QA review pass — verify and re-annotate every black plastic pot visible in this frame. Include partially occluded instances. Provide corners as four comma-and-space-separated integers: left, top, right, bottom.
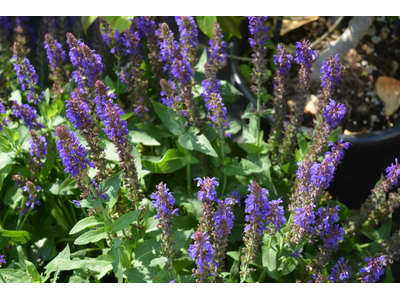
228, 38, 400, 210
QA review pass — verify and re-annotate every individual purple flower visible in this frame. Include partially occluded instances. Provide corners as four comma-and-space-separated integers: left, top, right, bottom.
12, 102, 45, 130
266, 198, 286, 231
91, 178, 107, 201
99, 17, 126, 56
274, 44, 294, 74
323, 99, 346, 129
290, 249, 302, 259
321, 54, 342, 89
385, 158, 400, 187
13, 42, 43, 105
169, 280, 176, 283
54, 125, 95, 178
0, 249, 6, 265
188, 231, 215, 282
294, 40, 318, 67
359, 255, 386, 283
72, 200, 81, 207
294, 204, 316, 231
329, 257, 351, 283
66, 32, 103, 91
226, 190, 241, 206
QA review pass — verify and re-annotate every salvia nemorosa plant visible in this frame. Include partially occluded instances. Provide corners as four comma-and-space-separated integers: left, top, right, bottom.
2, 16, 400, 285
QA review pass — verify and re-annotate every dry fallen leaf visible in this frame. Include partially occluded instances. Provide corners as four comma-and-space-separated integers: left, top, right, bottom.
375, 76, 400, 117
280, 17, 320, 36
304, 95, 318, 116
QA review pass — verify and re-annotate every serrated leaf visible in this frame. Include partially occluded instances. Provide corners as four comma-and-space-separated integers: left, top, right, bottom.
129, 130, 160, 146
110, 210, 141, 233
197, 16, 217, 39
142, 149, 187, 173
152, 100, 185, 135
261, 246, 278, 280
221, 158, 262, 176
74, 228, 108, 245
70, 216, 104, 235
24, 260, 41, 283
178, 127, 218, 157
0, 229, 30, 244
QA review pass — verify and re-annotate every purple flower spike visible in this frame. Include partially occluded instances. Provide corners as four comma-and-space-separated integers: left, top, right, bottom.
274, 44, 293, 74
294, 40, 318, 67
359, 255, 386, 283
294, 204, 316, 231
12, 102, 45, 130
188, 231, 215, 282
323, 99, 346, 129
329, 257, 351, 283
0, 249, 6, 265
266, 198, 286, 231
321, 54, 342, 89
385, 158, 400, 187
55, 125, 95, 178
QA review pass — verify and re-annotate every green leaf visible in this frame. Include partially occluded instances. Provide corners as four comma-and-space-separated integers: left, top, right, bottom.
9, 90, 22, 102
135, 122, 172, 138
121, 111, 134, 121
239, 142, 272, 154
0, 268, 30, 283
195, 49, 208, 75
227, 120, 242, 136
220, 80, 243, 104
4, 185, 23, 209
74, 227, 108, 245
25, 260, 41, 283
58, 175, 77, 195
217, 16, 242, 38
197, 16, 217, 39
239, 64, 252, 80
69, 216, 104, 235
105, 75, 115, 90
221, 158, 262, 176
142, 149, 187, 173
110, 210, 141, 233
103, 16, 133, 33
178, 127, 218, 157
261, 246, 278, 280
99, 172, 122, 203
82, 16, 98, 33
129, 130, 160, 146
0, 229, 30, 244
0, 136, 11, 152
152, 100, 185, 135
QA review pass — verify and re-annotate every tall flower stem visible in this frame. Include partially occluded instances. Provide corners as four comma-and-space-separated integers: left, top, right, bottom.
220, 132, 227, 196
187, 157, 191, 191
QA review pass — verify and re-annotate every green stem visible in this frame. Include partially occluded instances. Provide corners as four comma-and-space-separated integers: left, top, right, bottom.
16, 197, 26, 230
0, 207, 10, 229
187, 160, 191, 191
256, 80, 261, 147
17, 210, 30, 231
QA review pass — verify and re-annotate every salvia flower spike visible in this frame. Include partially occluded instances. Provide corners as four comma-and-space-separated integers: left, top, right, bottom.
188, 231, 215, 283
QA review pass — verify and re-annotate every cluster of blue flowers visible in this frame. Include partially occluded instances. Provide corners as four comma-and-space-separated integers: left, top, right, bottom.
94, 81, 129, 145
188, 231, 215, 279
29, 132, 47, 162
248, 16, 269, 48
323, 99, 346, 129
12, 102, 45, 130
65, 88, 91, 129
359, 255, 386, 283
67, 32, 103, 90
151, 183, 179, 220
385, 158, 400, 187
294, 40, 318, 67
44, 34, 66, 71
321, 54, 342, 89
55, 125, 95, 178
274, 44, 294, 74
329, 257, 351, 283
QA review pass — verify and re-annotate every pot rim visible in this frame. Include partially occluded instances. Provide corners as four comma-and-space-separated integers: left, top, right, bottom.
228, 38, 400, 148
